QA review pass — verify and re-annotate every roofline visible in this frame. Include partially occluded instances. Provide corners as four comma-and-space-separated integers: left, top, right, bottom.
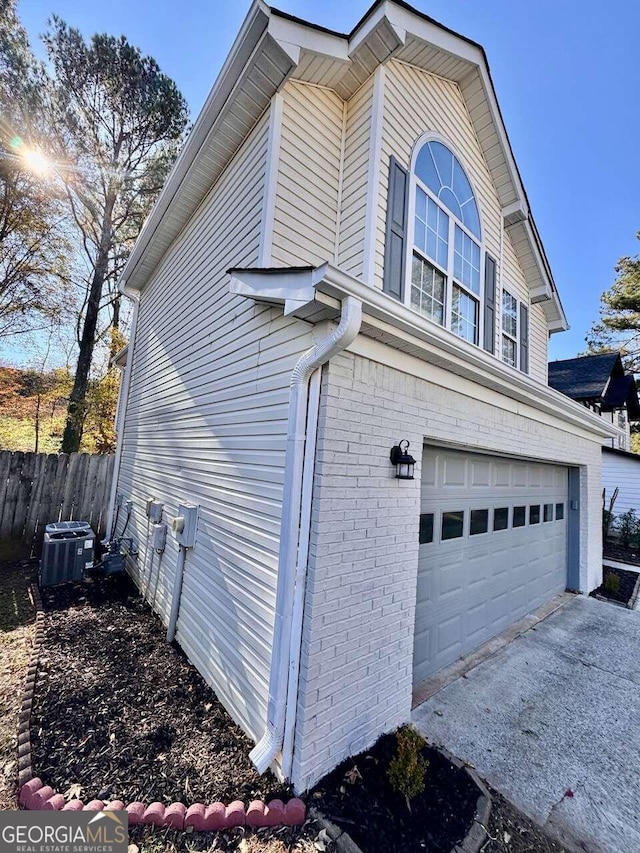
272, 0, 485, 50
119, 0, 564, 322
119, 0, 272, 293
603, 446, 640, 461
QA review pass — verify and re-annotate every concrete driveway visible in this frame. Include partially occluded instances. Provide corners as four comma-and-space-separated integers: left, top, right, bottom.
412, 595, 640, 853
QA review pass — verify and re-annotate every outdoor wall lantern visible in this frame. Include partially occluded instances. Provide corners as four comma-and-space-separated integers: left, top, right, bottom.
390, 439, 415, 480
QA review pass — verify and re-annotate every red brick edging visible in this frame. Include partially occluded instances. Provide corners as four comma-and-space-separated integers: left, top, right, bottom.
17, 584, 306, 830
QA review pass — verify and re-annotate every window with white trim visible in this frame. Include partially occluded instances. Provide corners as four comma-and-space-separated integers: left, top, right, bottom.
408, 139, 483, 345
501, 289, 518, 367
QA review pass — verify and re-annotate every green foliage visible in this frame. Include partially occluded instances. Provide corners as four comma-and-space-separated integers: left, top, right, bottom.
387, 726, 429, 811
587, 232, 640, 373
615, 509, 640, 549
604, 571, 620, 595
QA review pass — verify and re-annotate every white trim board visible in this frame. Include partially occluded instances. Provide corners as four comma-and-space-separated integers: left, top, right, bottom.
362, 64, 385, 285
258, 93, 283, 266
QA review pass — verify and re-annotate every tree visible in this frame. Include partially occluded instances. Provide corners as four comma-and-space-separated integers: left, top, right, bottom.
0, 0, 70, 338
41, 21, 188, 452
587, 233, 640, 373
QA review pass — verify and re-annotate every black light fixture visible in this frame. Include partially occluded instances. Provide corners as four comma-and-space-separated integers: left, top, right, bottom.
390, 439, 416, 480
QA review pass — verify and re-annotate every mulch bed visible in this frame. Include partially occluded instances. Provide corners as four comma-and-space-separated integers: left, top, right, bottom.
603, 541, 640, 567
482, 789, 567, 853
309, 732, 478, 853
31, 573, 290, 807
591, 564, 640, 608
0, 559, 36, 810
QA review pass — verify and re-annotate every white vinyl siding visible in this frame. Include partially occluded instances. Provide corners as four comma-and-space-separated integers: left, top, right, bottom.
271, 81, 343, 267
114, 108, 315, 742
602, 450, 640, 518
337, 77, 374, 277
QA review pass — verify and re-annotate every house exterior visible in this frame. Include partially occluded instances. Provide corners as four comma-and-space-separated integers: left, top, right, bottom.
548, 352, 640, 452
548, 352, 640, 520
107, 0, 620, 793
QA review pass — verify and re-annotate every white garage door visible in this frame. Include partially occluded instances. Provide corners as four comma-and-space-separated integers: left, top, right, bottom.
413, 447, 568, 687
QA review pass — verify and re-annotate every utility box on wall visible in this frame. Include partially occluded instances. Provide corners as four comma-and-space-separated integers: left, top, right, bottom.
40, 521, 95, 587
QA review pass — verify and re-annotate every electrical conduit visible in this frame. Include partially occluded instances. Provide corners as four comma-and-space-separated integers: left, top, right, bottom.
250, 296, 362, 775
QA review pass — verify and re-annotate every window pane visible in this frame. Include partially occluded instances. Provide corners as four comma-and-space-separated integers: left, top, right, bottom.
502, 290, 518, 337
453, 159, 474, 207
461, 198, 481, 239
513, 506, 526, 527
544, 503, 553, 522
442, 510, 464, 540
439, 186, 462, 220
493, 507, 509, 531
502, 335, 516, 367
411, 255, 445, 325
556, 503, 565, 520
470, 509, 489, 535
430, 141, 454, 188
451, 285, 478, 344
453, 226, 480, 294
416, 187, 427, 222
419, 513, 434, 544
529, 505, 541, 525
415, 144, 443, 194
415, 188, 448, 270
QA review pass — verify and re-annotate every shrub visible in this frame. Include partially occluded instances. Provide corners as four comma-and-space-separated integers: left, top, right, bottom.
387, 726, 429, 811
604, 571, 620, 594
615, 509, 640, 549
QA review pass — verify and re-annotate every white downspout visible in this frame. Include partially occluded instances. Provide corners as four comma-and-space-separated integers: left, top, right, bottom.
105, 286, 140, 540
281, 365, 321, 778
250, 295, 362, 774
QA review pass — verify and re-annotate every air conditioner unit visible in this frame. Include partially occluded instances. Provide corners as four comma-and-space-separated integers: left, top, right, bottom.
40, 521, 95, 587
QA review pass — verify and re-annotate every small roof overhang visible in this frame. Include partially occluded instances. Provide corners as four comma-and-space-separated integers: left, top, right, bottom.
110, 345, 129, 369
119, 0, 567, 331
229, 263, 610, 440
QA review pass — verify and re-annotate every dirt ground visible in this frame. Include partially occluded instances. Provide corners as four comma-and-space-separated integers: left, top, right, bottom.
129, 821, 334, 853
0, 559, 36, 810
1, 562, 565, 853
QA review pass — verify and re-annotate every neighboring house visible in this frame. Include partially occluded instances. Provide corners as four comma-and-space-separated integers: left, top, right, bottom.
548, 352, 640, 520
548, 352, 640, 451
602, 447, 640, 518
107, 0, 619, 792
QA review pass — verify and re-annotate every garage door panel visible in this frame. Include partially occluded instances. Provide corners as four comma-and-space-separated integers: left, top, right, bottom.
414, 447, 569, 686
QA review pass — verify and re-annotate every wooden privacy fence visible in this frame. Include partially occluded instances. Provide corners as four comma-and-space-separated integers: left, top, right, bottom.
0, 451, 115, 555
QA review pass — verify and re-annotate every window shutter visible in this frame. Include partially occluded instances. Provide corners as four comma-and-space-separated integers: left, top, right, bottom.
483, 254, 497, 353
382, 156, 409, 301
520, 304, 529, 373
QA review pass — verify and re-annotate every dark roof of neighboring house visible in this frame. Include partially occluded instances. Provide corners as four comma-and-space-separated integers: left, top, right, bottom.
603, 446, 640, 461
548, 352, 640, 419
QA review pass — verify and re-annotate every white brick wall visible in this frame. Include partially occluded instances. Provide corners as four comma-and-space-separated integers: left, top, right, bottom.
291, 350, 603, 791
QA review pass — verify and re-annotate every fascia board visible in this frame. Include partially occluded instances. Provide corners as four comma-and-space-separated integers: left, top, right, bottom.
268, 13, 349, 61
119, 1, 271, 292
230, 261, 617, 439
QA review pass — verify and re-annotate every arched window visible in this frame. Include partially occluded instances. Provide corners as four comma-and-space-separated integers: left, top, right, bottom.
409, 138, 483, 344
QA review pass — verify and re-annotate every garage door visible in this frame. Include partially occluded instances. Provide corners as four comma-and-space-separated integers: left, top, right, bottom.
413, 447, 568, 687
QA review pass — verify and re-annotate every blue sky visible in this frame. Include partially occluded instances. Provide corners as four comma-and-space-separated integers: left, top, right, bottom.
16, 0, 640, 363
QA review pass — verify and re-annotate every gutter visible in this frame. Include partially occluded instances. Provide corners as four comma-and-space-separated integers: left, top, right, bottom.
248, 295, 362, 774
